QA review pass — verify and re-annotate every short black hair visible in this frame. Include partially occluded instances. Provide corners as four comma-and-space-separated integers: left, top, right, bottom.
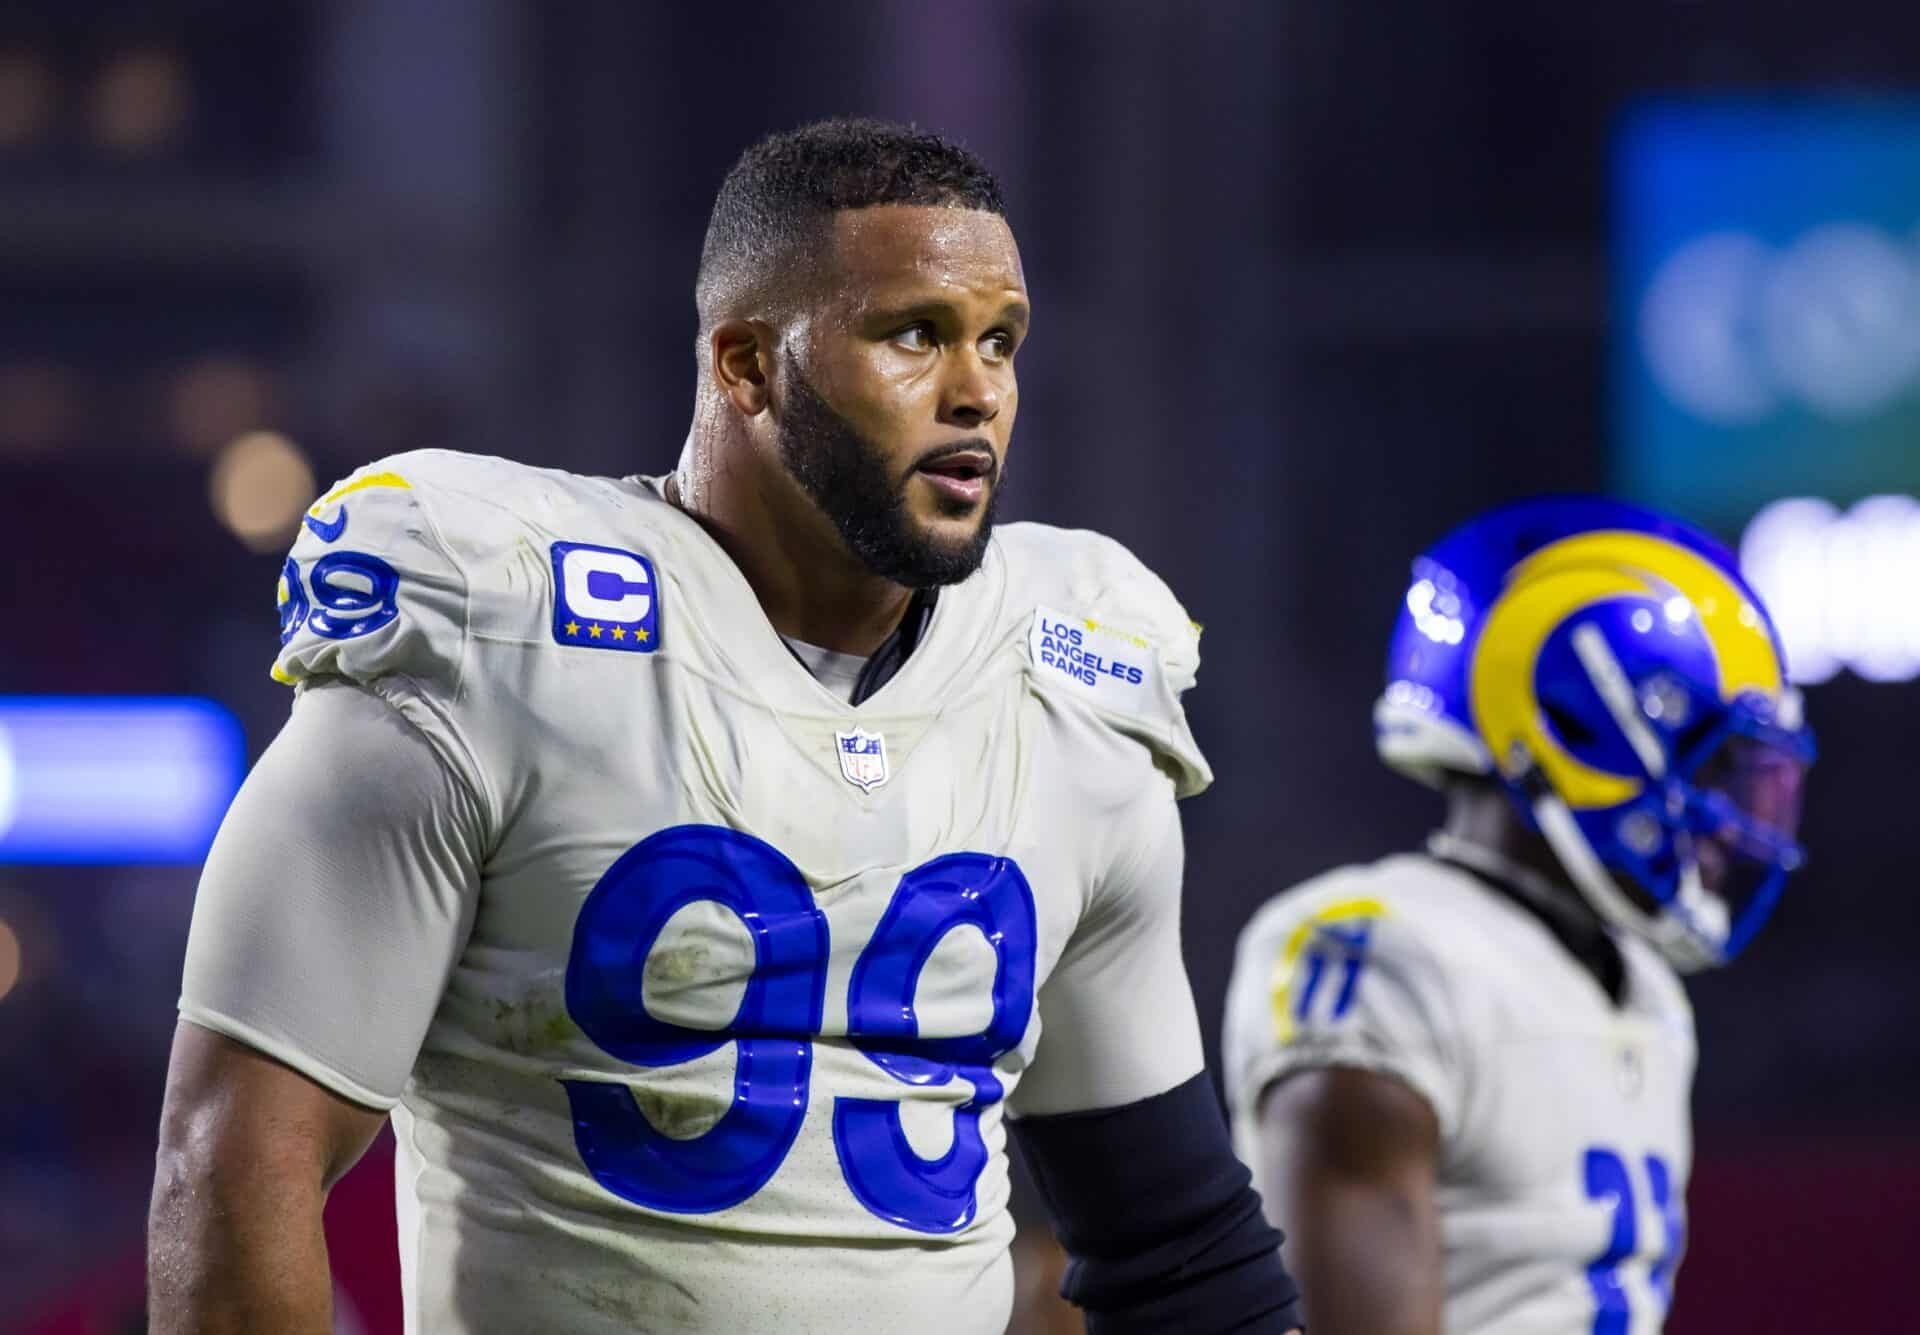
695, 117, 1005, 334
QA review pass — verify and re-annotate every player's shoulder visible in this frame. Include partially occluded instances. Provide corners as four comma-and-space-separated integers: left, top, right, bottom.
1235, 853, 1497, 965
987, 521, 1210, 795
274, 450, 673, 692
990, 521, 1201, 687
1222, 854, 1485, 1132
329, 447, 668, 543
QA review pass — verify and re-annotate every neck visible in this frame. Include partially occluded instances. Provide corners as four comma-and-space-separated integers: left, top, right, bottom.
1434, 782, 1627, 1002
674, 411, 913, 657
1438, 784, 1614, 940
1440, 781, 1577, 894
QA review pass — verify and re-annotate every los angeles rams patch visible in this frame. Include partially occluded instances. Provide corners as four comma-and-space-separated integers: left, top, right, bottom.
1028, 606, 1160, 713
551, 541, 660, 652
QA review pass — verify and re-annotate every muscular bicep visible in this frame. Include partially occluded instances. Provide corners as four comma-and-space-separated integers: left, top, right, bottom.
1256, 1067, 1444, 1335
158, 1020, 387, 1191
179, 677, 486, 1106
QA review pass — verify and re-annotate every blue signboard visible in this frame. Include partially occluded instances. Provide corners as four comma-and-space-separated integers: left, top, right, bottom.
0, 698, 245, 864
1613, 99, 1920, 530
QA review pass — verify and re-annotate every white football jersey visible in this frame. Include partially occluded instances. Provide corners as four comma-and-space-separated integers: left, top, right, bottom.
181, 449, 1214, 1335
1222, 849, 1696, 1335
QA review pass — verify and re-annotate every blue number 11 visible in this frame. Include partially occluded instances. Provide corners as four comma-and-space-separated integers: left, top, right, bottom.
1583, 1146, 1686, 1333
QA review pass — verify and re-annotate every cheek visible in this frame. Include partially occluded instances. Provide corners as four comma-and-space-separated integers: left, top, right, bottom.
841, 354, 941, 431
989, 382, 1018, 454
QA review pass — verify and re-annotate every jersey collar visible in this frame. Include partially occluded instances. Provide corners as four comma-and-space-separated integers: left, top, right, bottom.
1426, 831, 1627, 1005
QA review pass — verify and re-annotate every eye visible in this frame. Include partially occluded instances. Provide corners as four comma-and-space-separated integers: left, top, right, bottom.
892, 322, 935, 352
982, 330, 1016, 361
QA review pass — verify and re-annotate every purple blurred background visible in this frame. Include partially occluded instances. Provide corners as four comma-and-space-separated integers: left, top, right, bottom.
3, 3, 1918, 1331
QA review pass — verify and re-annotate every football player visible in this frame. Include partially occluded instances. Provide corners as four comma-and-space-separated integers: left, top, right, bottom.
149, 118, 1301, 1334
1222, 498, 1812, 1334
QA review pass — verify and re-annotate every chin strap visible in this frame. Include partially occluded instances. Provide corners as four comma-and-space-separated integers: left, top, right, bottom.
1530, 790, 1724, 974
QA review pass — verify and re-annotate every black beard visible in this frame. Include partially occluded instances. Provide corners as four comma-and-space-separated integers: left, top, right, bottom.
775, 355, 1000, 588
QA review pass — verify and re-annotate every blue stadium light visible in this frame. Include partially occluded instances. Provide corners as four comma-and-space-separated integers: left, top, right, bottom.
0, 697, 245, 864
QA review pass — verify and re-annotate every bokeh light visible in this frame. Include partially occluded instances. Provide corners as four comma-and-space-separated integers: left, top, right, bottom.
0, 918, 20, 1004
0, 48, 56, 149
0, 362, 81, 455
1741, 494, 1920, 684
168, 357, 281, 457
89, 47, 191, 154
209, 430, 315, 551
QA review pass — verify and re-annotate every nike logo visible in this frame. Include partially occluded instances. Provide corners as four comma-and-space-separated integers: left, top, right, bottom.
303, 507, 348, 543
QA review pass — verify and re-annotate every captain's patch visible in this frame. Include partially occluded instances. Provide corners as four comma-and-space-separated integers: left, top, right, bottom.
551, 542, 660, 652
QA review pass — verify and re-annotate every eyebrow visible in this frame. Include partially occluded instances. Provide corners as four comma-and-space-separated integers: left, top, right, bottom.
866, 296, 1031, 330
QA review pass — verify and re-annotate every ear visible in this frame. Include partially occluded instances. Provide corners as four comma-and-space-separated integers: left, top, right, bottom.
710, 319, 773, 416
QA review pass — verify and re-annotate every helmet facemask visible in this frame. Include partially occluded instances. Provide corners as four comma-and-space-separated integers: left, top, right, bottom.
1514, 622, 1814, 972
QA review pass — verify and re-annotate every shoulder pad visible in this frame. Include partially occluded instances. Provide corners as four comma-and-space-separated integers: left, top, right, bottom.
1225, 859, 1469, 1133
1236, 859, 1483, 1012
1241, 855, 1495, 960
993, 523, 1210, 797
272, 452, 476, 692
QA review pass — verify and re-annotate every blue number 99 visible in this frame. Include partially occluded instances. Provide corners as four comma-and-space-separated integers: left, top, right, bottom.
562, 827, 1036, 1230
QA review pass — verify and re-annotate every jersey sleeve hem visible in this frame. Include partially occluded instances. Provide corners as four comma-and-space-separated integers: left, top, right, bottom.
178, 1001, 401, 1112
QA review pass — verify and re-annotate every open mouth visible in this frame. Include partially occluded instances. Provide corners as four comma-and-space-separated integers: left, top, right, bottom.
914, 447, 996, 505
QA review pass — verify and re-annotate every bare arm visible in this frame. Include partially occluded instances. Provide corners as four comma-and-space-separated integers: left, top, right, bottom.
1256, 1066, 1446, 1335
148, 1019, 388, 1335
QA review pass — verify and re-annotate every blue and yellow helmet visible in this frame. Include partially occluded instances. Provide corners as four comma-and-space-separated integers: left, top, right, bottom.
1375, 497, 1814, 971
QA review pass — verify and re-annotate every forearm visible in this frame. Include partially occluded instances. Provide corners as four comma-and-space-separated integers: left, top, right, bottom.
1258, 1068, 1446, 1335
147, 1139, 335, 1334
1284, 1186, 1442, 1335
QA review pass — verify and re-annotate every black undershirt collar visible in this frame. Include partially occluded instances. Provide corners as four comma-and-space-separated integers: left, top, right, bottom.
1426, 831, 1628, 1006
773, 587, 937, 706
847, 587, 938, 705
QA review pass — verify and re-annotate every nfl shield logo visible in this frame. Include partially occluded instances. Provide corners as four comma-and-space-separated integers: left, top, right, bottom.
835, 727, 890, 793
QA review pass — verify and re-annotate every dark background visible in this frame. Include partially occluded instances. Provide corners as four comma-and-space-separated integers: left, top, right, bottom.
3, 3, 1916, 1331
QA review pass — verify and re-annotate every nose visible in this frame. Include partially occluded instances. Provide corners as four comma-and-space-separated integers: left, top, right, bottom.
939, 352, 1002, 430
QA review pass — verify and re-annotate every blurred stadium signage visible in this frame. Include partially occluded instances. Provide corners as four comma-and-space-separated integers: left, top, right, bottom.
0, 698, 244, 863
1740, 496, 1920, 685
1613, 100, 1920, 532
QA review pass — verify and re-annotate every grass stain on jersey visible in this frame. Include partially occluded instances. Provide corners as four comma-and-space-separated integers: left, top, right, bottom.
646, 940, 713, 986
635, 1085, 727, 1142
488, 982, 580, 1056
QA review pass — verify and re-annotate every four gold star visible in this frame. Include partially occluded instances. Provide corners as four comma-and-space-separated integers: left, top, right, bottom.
564, 619, 654, 647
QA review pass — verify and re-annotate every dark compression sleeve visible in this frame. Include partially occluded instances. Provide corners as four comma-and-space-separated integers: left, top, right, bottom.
1011, 1071, 1303, 1333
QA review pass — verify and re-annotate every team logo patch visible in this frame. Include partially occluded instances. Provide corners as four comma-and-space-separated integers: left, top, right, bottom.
835, 727, 889, 793
1028, 605, 1160, 713
551, 542, 660, 653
